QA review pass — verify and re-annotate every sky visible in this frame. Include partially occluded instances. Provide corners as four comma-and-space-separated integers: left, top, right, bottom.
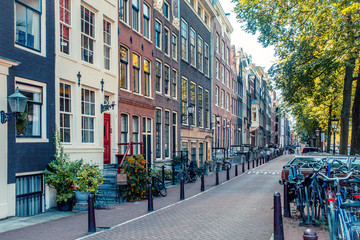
219, 0, 277, 72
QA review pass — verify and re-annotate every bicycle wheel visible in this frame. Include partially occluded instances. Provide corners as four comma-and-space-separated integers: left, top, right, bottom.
336, 212, 346, 240
224, 162, 231, 170
327, 203, 335, 240
176, 171, 190, 183
154, 179, 167, 197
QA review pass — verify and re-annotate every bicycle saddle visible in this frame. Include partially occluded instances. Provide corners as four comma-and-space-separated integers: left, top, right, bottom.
340, 201, 360, 209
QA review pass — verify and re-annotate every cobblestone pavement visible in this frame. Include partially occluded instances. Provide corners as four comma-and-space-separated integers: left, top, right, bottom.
0, 154, 329, 240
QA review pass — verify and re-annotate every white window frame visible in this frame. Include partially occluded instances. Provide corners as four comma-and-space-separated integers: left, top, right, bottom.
81, 6, 95, 64
120, 113, 129, 153
198, 86, 203, 128
215, 86, 219, 106
216, 59, 219, 79
172, 68, 177, 99
164, 64, 170, 96
221, 65, 225, 84
59, 82, 72, 143
164, 27, 170, 56
163, 1, 170, 19
132, 0, 140, 32
143, 3, 150, 40
189, 28, 196, 67
172, 33, 178, 60
155, 19, 162, 50
120, 45, 129, 90
156, 108, 162, 159
197, 36, 203, 72
181, 19, 188, 61
81, 88, 96, 143
164, 109, 170, 158
221, 90, 224, 108
103, 19, 111, 70
144, 58, 151, 97
204, 42, 209, 77
119, 0, 129, 24
155, 59, 162, 93
59, 0, 71, 55
132, 52, 141, 94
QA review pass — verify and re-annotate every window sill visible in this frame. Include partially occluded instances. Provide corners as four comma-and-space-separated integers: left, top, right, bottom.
120, 21, 131, 29
144, 37, 152, 44
16, 138, 49, 143
120, 88, 131, 93
15, 44, 45, 57
133, 30, 143, 38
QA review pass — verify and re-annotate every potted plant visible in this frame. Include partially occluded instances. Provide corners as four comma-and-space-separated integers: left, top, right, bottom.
44, 131, 82, 211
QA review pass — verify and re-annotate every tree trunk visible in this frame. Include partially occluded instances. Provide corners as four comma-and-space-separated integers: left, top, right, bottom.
350, 61, 360, 155
339, 59, 355, 155
327, 105, 332, 153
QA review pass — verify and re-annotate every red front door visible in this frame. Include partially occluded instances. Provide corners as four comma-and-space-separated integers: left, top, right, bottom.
103, 113, 111, 164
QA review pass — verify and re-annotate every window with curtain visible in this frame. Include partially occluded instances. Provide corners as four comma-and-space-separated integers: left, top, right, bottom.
156, 109, 162, 158
16, 84, 42, 137
132, 0, 139, 31
120, 46, 128, 89
59, 0, 70, 54
143, 3, 150, 39
181, 77, 188, 124
165, 110, 170, 158
15, 0, 42, 51
119, 0, 128, 23
144, 59, 151, 97
156, 60, 162, 92
121, 114, 128, 153
181, 19, 188, 61
81, 88, 95, 143
60, 83, 71, 142
190, 28, 196, 66
103, 20, 111, 70
132, 116, 139, 154
172, 69, 177, 99
164, 65, 170, 96
81, 6, 95, 63
132, 53, 140, 93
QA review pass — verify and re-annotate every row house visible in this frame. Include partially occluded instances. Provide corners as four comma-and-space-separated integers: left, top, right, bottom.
180, 0, 214, 166
55, 0, 119, 172
153, 0, 180, 163
0, 0, 55, 218
211, 3, 234, 150
118, 0, 155, 165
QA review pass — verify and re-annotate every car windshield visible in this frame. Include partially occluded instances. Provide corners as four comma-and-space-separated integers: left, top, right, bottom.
289, 157, 325, 167
326, 157, 348, 170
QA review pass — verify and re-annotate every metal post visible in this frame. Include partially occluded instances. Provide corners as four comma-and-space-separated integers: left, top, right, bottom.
162, 165, 165, 184
201, 175, 205, 192
180, 179, 185, 200
88, 194, 96, 233
216, 171, 219, 185
253, 159, 255, 168
248, 159, 250, 170
172, 163, 175, 185
274, 192, 284, 240
256, 158, 258, 167
235, 165, 238, 176
148, 183, 154, 212
226, 167, 230, 180
333, 132, 336, 155
283, 182, 291, 218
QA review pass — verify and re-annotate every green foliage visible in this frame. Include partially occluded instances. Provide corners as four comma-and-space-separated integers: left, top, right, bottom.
122, 154, 148, 201
153, 168, 172, 180
195, 167, 206, 176
172, 156, 183, 165
76, 161, 104, 194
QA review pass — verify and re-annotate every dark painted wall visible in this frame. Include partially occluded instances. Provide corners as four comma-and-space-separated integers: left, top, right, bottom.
0, 0, 55, 184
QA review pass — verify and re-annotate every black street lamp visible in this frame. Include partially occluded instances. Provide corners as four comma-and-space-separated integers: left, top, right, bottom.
330, 115, 339, 155
1, 87, 28, 124
226, 121, 230, 150
215, 115, 221, 148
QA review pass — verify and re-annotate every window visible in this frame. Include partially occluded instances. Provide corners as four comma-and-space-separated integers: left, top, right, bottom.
156, 109, 162, 158
144, 59, 151, 97
215, 86, 219, 106
204, 14, 208, 26
143, 3, 150, 39
190, 82, 196, 126
190, 28, 196, 66
197, 36, 203, 72
15, 0, 41, 51
191, 142, 196, 163
172, 34, 177, 60
226, 70, 230, 88
216, 34, 219, 54
133, 116, 140, 154
226, 93, 229, 111
119, 0, 128, 23
103, 20, 111, 70
156, 60, 162, 92
204, 43, 209, 76
164, 27, 170, 55
198, 86, 203, 127
81, 6, 95, 64
199, 142, 203, 163
120, 114, 128, 153
164, 65, 170, 96
59, 0, 70, 54
132, 0, 139, 31
132, 53, 140, 93
165, 110, 170, 158
120, 46, 128, 89
197, 5, 202, 16
181, 19, 188, 61
172, 112, 177, 153
221, 65, 225, 84
181, 77, 188, 124
60, 83, 71, 142
189, 0, 194, 7
216, 60, 219, 79
221, 41, 225, 59
205, 90, 209, 128
172, 69, 177, 99
16, 84, 42, 137
81, 88, 95, 143
221, 90, 224, 108
155, 20, 162, 49
226, 47, 230, 65
163, 1, 169, 19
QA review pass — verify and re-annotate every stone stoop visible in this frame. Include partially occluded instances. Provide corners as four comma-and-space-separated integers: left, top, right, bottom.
96, 164, 119, 207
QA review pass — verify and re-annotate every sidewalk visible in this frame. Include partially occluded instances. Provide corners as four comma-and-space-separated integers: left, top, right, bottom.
0, 155, 329, 240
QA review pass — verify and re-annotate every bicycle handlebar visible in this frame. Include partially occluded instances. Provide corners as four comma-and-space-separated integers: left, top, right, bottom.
318, 172, 353, 181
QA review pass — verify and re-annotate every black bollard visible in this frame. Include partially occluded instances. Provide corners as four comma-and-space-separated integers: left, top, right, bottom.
162, 165, 165, 184
235, 165, 238, 176
256, 158, 258, 167
253, 159, 255, 168
248, 160, 250, 170
242, 162, 245, 173
180, 179, 185, 200
88, 194, 96, 233
226, 167, 230, 180
274, 192, 284, 240
303, 229, 318, 240
216, 171, 219, 185
284, 182, 291, 218
172, 163, 176, 185
148, 183, 154, 212
201, 175, 205, 192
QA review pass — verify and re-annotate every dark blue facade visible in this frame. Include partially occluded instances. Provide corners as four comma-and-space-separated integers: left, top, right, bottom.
0, 0, 55, 184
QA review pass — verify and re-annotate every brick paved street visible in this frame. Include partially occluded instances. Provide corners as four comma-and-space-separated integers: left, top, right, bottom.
0, 154, 328, 240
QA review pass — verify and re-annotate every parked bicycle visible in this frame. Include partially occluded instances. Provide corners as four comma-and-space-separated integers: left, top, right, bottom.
148, 168, 167, 197
176, 161, 198, 183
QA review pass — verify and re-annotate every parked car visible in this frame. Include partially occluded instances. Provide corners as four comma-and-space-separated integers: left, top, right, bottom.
301, 147, 321, 154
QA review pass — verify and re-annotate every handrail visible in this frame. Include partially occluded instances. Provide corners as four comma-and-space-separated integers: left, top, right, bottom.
117, 142, 144, 173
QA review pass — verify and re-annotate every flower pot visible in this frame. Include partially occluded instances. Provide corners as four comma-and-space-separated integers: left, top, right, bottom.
75, 191, 90, 204
57, 200, 73, 211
